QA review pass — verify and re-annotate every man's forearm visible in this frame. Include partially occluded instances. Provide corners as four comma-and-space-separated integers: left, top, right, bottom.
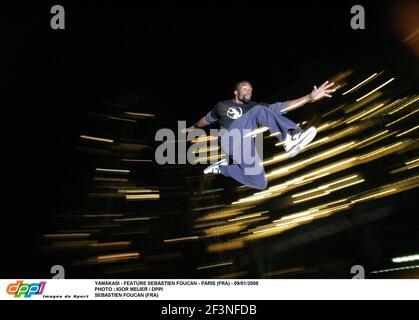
193, 117, 210, 128
285, 94, 313, 112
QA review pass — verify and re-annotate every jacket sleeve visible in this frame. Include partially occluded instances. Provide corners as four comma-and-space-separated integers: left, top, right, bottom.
204, 103, 220, 124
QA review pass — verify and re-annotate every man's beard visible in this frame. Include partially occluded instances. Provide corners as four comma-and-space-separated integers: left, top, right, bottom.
240, 95, 251, 103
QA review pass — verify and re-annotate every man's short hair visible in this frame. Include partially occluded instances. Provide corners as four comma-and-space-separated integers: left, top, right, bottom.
234, 80, 252, 91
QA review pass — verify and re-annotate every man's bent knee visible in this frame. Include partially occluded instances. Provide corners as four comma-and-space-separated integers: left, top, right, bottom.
249, 177, 268, 190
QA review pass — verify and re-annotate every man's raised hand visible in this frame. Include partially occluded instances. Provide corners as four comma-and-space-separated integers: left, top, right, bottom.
180, 126, 194, 134
309, 80, 336, 101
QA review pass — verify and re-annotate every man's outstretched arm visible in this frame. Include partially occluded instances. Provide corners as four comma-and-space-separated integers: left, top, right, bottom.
181, 117, 210, 133
282, 80, 336, 113
181, 107, 219, 133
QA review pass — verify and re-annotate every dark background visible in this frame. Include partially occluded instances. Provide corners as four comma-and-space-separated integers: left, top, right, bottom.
1, 1, 418, 278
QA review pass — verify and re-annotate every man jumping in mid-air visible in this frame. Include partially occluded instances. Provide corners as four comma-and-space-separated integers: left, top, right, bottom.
182, 80, 335, 190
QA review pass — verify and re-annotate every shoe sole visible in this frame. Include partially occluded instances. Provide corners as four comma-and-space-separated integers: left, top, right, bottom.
288, 127, 317, 157
203, 158, 227, 174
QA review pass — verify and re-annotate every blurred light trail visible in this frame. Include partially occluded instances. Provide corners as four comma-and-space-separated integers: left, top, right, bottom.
196, 261, 233, 270
291, 174, 364, 203
386, 108, 419, 127
43, 233, 91, 239
97, 252, 140, 262
342, 73, 379, 95
125, 194, 160, 200
356, 78, 395, 101
191, 136, 218, 143
388, 95, 419, 115
80, 135, 114, 143
396, 124, 419, 137
164, 236, 200, 243
95, 168, 130, 173
244, 126, 269, 137
371, 265, 419, 274
118, 188, 159, 194
392, 254, 419, 263
123, 112, 155, 118
351, 188, 397, 204
206, 240, 244, 253
346, 103, 384, 124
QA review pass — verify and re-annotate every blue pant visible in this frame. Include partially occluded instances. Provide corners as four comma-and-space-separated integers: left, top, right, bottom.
219, 105, 300, 190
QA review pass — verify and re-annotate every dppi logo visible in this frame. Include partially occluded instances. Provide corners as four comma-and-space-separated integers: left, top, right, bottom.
6, 280, 46, 298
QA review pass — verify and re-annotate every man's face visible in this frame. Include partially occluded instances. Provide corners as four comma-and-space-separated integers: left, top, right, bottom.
236, 84, 253, 103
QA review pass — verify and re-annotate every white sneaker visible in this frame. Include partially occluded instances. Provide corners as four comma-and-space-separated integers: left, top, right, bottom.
284, 127, 317, 157
203, 158, 228, 175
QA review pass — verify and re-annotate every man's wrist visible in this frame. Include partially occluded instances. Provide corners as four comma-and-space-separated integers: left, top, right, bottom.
307, 93, 315, 103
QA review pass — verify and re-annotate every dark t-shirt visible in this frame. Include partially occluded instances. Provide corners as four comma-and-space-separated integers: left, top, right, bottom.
204, 99, 288, 130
